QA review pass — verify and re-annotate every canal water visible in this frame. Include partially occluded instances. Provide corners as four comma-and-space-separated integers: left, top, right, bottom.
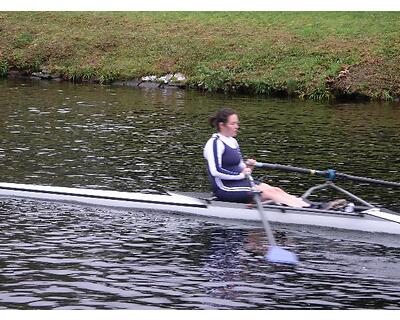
0, 78, 399, 309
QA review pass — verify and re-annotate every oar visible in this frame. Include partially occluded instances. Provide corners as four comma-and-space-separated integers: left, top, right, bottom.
254, 161, 400, 225
246, 174, 299, 265
254, 162, 400, 188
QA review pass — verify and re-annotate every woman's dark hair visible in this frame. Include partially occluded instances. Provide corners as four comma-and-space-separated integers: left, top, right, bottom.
209, 108, 238, 131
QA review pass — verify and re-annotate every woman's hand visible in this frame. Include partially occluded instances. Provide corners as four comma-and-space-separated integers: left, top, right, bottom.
245, 159, 257, 167
241, 167, 252, 176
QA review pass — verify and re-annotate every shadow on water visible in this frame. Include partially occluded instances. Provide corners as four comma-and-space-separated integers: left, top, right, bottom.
0, 79, 400, 309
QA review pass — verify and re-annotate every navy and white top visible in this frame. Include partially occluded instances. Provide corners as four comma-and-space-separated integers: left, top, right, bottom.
203, 133, 252, 203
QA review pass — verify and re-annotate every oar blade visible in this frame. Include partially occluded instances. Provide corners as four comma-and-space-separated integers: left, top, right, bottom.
266, 246, 299, 265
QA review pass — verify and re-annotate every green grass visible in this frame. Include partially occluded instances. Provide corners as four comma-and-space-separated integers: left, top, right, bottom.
1, 12, 399, 100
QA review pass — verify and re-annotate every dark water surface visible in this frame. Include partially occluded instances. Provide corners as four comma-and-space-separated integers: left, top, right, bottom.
0, 79, 400, 309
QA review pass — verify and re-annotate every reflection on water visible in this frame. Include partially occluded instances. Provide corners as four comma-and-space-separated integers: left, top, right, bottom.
0, 79, 400, 309
1, 199, 400, 309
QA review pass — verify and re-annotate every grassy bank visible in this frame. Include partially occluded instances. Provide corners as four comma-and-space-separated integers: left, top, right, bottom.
1, 12, 400, 101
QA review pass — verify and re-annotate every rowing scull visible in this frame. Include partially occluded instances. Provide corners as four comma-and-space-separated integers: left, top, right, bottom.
1, 182, 399, 235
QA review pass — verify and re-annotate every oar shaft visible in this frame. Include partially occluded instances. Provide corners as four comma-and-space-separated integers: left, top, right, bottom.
335, 172, 400, 187
255, 162, 400, 187
255, 162, 325, 176
247, 174, 276, 246
247, 174, 299, 265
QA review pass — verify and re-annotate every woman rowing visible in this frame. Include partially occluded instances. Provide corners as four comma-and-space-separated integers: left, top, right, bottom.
203, 108, 312, 208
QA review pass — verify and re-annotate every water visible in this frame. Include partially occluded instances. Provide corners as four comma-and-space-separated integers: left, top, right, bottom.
0, 79, 400, 309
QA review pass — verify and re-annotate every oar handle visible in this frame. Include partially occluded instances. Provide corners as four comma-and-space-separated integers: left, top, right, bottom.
255, 162, 400, 187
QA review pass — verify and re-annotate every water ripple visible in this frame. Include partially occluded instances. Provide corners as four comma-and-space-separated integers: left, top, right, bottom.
0, 199, 399, 309
1, 79, 400, 309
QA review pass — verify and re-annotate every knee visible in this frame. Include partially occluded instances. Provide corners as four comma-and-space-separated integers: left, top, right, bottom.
266, 186, 283, 194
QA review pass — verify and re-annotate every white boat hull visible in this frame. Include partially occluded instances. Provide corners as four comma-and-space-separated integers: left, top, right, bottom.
1, 182, 400, 235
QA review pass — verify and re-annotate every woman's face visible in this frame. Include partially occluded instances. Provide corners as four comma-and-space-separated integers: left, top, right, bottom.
219, 114, 240, 137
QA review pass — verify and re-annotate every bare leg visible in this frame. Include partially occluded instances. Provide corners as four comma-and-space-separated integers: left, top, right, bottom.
255, 183, 309, 208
